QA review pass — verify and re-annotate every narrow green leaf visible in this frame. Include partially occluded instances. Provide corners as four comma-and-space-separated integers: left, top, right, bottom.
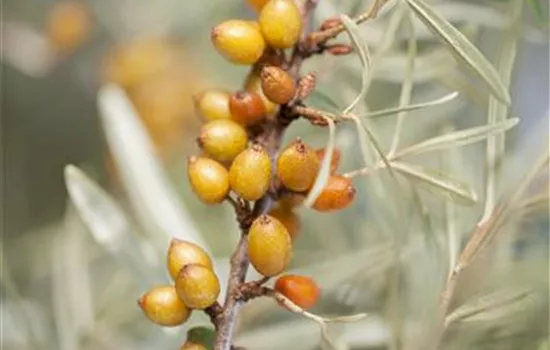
340, 15, 372, 115
391, 161, 478, 205
360, 92, 459, 119
406, 0, 511, 105
304, 117, 336, 208
396, 118, 519, 158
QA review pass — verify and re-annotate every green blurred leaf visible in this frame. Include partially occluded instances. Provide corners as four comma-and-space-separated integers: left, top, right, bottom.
187, 326, 216, 349
406, 0, 511, 105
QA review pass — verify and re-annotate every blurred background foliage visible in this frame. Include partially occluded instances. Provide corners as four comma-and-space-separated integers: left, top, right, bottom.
2, 0, 549, 349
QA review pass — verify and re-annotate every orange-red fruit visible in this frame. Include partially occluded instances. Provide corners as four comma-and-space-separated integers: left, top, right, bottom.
229, 91, 266, 125
244, 69, 277, 115
176, 264, 220, 309
167, 238, 213, 281
260, 66, 296, 105
198, 119, 248, 162
211, 20, 265, 65
312, 175, 356, 212
229, 145, 272, 201
274, 275, 320, 309
247, 215, 292, 277
247, 0, 271, 11
193, 89, 232, 121
46, 0, 92, 53
187, 156, 230, 204
259, 0, 302, 49
277, 139, 320, 192
138, 285, 191, 326
315, 148, 342, 174
268, 206, 301, 240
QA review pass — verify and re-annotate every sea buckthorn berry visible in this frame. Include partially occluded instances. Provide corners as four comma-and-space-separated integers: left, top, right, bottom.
46, 0, 92, 53
167, 238, 213, 281
274, 275, 320, 309
198, 120, 248, 162
260, 66, 296, 105
247, 0, 271, 12
187, 156, 230, 204
180, 343, 207, 350
312, 175, 356, 212
259, 0, 302, 49
277, 139, 320, 192
176, 264, 220, 309
248, 215, 292, 277
229, 145, 272, 201
229, 91, 266, 125
211, 20, 265, 65
244, 70, 277, 115
193, 89, 232, 121
268, 206, 301, 240
138, 285, 191, 326
315, 148, 342, 174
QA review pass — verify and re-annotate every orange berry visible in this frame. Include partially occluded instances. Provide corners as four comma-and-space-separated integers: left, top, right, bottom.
211, 20, 266, 65
138, 285, 191, 326
167, 239, 213, 281
176, 264, 220, 309
198, 120, 248, 162
246, 0, 271, 12
244, 69, 277, 115
187, 156, 230, 204
260, 66, 296, 105
259, 0, 302, 49
277, 139, 320, 192
193, 89, 232, 121
229, 91, 266, 125
180, 343, 207, 350
247, 215, 292, 277
312, 175, 356, 212
229, 145, 272, 201
268, 206, 301, 240
46, 0, 92, 53
274, 275, 320, 309
315, 148, 342, 174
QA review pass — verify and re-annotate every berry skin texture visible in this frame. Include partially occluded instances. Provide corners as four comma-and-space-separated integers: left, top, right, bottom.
229, 145, 272, 201
247, 215, 292, 277
260, 66, 296, 105
167, 238, 213, 281
211, 20, 266, 65
312, 175, 356, 212
244, 70, 277, 115
259, 0, 302, 49
274, 275, 320, 310
138, 285, 191, 326
187, 156, 230, 204
268, 206, 301, 240
229, 91, 266, 125
176, 264, 220, 309
315, 148, 342, 174
277, 139, 320, 192
193, 89, 232, 121
198, 120, 248, 162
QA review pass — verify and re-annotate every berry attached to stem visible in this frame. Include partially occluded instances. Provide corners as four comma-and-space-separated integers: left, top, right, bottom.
187, 156, 230, 204
312, 175, 356, 212
198, 119, 248, 162
260, 66, 296, 105
259, 0, 302, 49
274, 275, 320, 310
248, 215, 292, 277
167, 238, 213, 281
229, 144, 272, 201
212, 20, 266, 65
277, 139, 320, 192
138, 285, 191, 326
229, 91, 266, 125
176, 264, 221, 309
193, 89, 233, 121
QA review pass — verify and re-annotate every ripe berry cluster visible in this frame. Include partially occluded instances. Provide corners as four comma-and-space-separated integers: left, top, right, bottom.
139, 0, 358, 348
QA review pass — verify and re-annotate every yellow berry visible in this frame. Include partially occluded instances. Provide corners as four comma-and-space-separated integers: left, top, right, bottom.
193, 89, 232, 121
312, 175, 356, 212
277, 139, 320, 192
211, 20, 266, 65
138, 285, 191, 326
176, 264, 220, 309
229, 144, 272, 201
229, 91, 266, 125
259, 0, 302, 49
274, 275, 320, 309
244, 70, 277, 115
315, 147, 342, 174
260, 66, 296, 105
187, 156, 230, 204
167, 238, 213, 281
198, 120, 248, 162
268, 206, 301, 240
248, 215, 292, 277
180, 342, 208, 350
46, 0, 92, 53
246, 0, 271, 12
